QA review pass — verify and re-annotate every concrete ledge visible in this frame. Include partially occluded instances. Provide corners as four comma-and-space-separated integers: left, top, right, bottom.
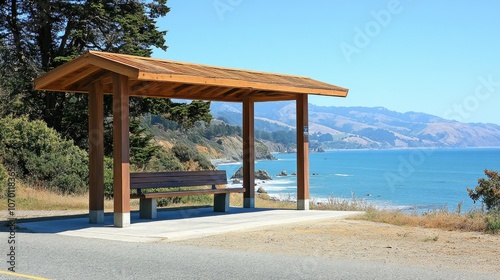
114, 212, 131, 228
297, 199, 310, 210
20, 208, 363, 243
139, 198, 157, 219
89, 210, 104, 224
213, 193, 229, 212
243, 198, 255, 208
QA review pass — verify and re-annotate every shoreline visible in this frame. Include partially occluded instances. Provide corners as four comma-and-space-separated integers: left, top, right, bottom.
218, 148, 498, 213
229, 176, 469, 213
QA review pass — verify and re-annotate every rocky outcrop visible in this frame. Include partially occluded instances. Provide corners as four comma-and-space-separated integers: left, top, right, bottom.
276, 170, 287, 176
255, 170, 272, 180
231, 167, 272, 180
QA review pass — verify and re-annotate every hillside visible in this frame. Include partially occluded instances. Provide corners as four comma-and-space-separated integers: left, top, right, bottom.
211, 101, 500, 150
147, 117, 276, 164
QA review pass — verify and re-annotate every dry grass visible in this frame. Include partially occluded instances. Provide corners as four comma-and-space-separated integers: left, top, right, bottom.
310, 195, 375, 211
357, 207, 488, 232
3, 184, 496, 234
229, 193, 296, 209
1, 184, 293, 212
248, 193, 494, 234
0, 183, 135, 211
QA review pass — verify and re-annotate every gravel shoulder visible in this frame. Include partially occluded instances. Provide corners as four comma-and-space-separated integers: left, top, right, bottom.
176, 218, 500, 275
4, 210, 499, 276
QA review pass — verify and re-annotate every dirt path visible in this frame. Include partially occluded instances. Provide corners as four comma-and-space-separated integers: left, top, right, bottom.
176, 218, 500, 275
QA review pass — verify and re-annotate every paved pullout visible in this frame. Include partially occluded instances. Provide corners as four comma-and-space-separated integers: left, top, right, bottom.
6, 232, 497, 280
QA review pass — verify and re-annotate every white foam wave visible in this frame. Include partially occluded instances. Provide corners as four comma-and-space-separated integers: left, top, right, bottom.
216, 161, 242, 166
262, 186, 296, 191
263, 179, 295, 185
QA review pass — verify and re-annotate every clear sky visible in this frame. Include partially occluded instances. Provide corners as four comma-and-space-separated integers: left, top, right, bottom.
152, 0, 500, 125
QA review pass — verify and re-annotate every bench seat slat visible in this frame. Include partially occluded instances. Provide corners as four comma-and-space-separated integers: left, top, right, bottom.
131, 178, 227, 187
130, 171, 226, 178
131, 181, 227, 188
131, 180, 227, 189
131, 176, 226, 183
130, 187, 245, 199
130, 170, 243, 218
131, 174, 226, 180
130, 171, 228, 189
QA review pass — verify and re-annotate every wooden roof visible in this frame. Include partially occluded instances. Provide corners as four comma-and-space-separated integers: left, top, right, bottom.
34, 51, 348, 102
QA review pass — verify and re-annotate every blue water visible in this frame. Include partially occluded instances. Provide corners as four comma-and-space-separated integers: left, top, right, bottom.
217, 148, 500, 211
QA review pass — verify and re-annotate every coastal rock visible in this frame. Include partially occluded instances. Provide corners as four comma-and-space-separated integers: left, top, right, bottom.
255, 170, 272, 180
231, 167, 273, 180
257, 186, 267, 193
230, 167, 244, 179
276, 170, 287, 176
311, 147, 325, 153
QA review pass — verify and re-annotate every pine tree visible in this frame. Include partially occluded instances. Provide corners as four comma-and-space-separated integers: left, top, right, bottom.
0, 0, 212, 156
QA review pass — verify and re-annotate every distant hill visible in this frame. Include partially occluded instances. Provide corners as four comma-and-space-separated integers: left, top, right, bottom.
210, 101, 500, 149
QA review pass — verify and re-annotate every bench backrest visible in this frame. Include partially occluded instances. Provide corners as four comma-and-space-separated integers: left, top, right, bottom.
130, 170, 228, 190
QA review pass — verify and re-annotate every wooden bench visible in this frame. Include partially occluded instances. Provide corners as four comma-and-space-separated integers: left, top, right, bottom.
130, 170, 245, 219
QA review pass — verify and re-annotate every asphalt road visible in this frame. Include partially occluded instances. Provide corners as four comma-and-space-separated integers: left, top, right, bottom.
1, 232, 497, 280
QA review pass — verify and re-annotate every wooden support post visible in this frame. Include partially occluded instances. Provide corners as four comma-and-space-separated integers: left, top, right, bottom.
296, 94, 310, 210
113, 74, 131, 227
88, 81, 104, 224
242, 97, 255, 208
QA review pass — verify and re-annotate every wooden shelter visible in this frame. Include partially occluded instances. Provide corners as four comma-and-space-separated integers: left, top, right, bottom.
34, 51, 348, 227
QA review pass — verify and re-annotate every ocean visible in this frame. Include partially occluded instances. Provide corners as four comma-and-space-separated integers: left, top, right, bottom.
216, 148, 500, 211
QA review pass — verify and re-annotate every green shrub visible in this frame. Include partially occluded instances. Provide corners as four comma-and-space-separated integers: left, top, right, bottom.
103, 157, 114, 199
468, 169, 500, 211
144, 148, 184, 172
0, 162, 8, 197
129, 118, 159, 169
0, 117, 88, 194
156, 194, 212, 207
172, 143, 213, 170
485, 211, 500, 234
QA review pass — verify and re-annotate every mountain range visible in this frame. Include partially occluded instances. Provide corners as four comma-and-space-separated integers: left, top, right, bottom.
210, 101, 500, 149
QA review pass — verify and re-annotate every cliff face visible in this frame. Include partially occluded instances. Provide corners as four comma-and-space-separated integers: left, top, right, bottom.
150, 121, 276, 166
214, 135, 276, 162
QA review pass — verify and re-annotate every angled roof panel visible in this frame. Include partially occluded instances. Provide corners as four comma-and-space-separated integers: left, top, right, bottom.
34, 51, 348, 101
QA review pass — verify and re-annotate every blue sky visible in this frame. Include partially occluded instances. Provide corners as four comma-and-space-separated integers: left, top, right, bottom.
152, 0, 500, 125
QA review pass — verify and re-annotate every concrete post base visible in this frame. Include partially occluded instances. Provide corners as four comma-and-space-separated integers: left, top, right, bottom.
297, 199, 309, 210
114, 212, 131, 227
243, 197, 255, 208
89, 210, 104, 224
214, 193, 229, 212
139, 198, 157, 219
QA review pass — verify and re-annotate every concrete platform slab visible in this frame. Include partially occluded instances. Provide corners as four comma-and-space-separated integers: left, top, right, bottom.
20, 208, 363, 243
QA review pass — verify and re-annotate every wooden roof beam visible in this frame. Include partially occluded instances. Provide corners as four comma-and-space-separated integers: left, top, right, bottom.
68, 71, 113, 93
60, 65, 102, 89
